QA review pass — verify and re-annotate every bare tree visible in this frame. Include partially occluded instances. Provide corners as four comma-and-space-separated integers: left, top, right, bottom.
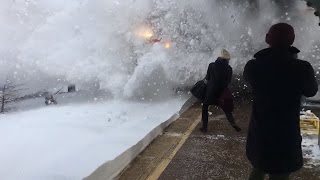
0, 79, 24, 113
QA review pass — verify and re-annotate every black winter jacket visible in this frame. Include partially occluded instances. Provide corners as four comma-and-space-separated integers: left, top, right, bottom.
204, 58, 232, 105
243, 47, 318, 174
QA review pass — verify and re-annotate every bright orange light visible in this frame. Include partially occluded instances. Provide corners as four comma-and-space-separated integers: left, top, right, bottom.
142, 31, 153, 39
136, 26, 154, 39
164, 42, 171, 49
140, 30, 153, 39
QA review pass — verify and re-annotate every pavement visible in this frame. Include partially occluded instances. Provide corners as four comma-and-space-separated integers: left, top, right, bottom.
118, 102, 320, 180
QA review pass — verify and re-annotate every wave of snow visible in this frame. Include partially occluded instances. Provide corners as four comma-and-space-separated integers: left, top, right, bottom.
1, 0, 320, 99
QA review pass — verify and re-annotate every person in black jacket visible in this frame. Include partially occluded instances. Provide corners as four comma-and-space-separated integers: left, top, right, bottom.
200, 49, 241, 133
243, 23, 318, 180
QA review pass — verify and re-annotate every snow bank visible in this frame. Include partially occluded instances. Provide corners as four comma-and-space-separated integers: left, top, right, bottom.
0, 98, 188, 180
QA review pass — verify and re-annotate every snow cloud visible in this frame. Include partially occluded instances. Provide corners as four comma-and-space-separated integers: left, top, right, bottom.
0, 0, 319, 99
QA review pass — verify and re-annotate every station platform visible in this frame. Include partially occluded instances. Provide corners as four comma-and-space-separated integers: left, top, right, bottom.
118, 102, 320, 180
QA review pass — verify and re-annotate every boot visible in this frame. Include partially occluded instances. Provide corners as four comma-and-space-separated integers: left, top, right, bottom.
232, 125, 241, 132
200, 126, 208, 133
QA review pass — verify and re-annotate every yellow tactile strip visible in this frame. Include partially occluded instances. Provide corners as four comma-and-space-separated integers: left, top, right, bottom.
146, 116, 201, 180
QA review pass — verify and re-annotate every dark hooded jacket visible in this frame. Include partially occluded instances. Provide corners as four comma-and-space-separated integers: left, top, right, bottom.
204, 58, 232, 105
243, 47, 318, 174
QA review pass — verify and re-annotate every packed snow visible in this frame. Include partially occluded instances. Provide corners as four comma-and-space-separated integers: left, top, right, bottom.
0, 98, 187, 180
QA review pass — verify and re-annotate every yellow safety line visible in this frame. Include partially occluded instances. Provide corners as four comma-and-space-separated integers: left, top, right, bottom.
146, 116, 201, 180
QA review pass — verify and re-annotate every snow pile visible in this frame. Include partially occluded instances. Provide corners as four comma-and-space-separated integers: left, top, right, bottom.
302, 138, 320, 167
0, 98, 186, 180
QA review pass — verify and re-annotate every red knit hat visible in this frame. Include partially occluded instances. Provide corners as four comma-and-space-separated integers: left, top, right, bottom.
266, 23, 295, 48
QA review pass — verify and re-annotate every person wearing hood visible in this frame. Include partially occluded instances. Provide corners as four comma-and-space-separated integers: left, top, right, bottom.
244, 23, 318, 180
200, 49, 242, 133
